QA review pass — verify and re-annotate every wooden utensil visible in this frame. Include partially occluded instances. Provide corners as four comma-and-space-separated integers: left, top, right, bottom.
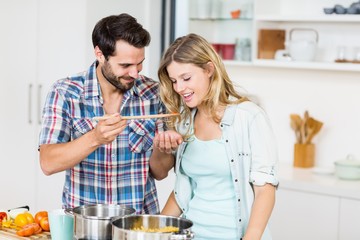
305, 117, 323, 144
290, 114, 302, 143
93, 112, 180, 121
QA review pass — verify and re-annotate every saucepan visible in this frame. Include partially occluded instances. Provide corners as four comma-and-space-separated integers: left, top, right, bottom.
334, 155, 360, 180
111, 214, 194, 240
65, 204, 136, 240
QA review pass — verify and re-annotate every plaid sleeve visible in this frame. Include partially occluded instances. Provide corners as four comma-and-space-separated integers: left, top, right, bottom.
39, 86, 72, 145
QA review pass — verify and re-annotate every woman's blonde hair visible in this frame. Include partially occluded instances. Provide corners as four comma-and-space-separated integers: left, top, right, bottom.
158, 33, 247, 137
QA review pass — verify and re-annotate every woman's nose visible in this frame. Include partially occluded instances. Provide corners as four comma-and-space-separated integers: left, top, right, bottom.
174, 80, 185, 93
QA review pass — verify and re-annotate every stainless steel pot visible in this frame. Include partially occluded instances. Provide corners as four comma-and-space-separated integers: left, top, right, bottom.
65, 204, 135, 240
111, 214, 194, 240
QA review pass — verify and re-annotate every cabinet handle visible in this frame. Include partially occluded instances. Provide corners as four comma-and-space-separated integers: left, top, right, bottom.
28, 84, 33, 124
37, 84, 42, 125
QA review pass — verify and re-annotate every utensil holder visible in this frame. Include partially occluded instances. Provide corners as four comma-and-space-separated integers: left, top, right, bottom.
294, 143, 315, 168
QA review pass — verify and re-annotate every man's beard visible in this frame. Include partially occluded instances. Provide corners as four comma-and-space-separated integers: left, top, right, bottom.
101, 61, 135, 93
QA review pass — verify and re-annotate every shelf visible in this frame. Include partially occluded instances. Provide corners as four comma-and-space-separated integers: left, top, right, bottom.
223, 60, 253, 66
223, 59, 360, 72
190, 17, 253, 21
253, 59, 360, 72
255, 14, 360, 23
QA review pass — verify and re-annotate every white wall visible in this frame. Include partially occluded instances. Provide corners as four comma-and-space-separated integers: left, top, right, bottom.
226, 66, 360, 168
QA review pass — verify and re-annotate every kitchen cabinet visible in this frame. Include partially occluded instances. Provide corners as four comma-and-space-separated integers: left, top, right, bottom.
338, 198, 360, 240
35, 0, 88, 211
270, 188, 339, 240
177, 0, 360, 72
0, 0, 38, 211
0, 0, 87, 212
269, 164, 360, 240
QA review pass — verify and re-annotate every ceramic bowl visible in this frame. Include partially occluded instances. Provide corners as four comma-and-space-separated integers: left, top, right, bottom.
323, 7, 334, 14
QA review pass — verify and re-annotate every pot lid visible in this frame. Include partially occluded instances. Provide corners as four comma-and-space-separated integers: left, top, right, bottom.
335, 155, 360, 167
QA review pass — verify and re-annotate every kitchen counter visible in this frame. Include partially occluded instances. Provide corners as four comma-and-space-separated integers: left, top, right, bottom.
278, 163, 360, 200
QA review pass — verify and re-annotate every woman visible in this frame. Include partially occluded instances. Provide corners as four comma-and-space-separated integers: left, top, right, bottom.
155, 33, 279, 240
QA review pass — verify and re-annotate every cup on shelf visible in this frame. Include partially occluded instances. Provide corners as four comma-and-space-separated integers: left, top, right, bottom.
211, 43, 222, 56
195, 0, 211, 19
210, 0, 222, 19
221, 44, 236, 60
230, 9, 241, 19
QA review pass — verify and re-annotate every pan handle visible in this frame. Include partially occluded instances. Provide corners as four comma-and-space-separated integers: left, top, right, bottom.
64, 207, 74, 215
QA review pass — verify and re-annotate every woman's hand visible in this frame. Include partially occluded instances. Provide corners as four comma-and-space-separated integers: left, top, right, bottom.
153, 130, 183, 154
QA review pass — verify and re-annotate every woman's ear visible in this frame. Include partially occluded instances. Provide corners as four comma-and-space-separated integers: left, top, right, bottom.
205, 61, 215, 77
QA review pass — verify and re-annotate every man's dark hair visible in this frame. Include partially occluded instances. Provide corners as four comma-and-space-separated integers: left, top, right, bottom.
92, 13, 151, 60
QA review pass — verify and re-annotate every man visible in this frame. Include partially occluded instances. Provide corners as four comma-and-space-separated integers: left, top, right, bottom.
39, 13, 176, 214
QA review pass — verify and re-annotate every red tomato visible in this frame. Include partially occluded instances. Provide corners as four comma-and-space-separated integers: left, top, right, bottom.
34, 211, 48, 225
39, 217, 50, 231
0, 212, 7, 221
16, 224, 35, 237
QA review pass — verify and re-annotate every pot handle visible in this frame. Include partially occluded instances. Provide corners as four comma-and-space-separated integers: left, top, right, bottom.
171, 230, 195, 239
289, 28, 318, 42
64, 207, 74, 215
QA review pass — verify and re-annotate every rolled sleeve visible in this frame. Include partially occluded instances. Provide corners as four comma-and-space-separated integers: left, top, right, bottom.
249, 109, 279, 187
250, 170, 279, 187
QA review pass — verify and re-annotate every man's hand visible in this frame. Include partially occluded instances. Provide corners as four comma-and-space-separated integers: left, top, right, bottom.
93, 113, 127, 145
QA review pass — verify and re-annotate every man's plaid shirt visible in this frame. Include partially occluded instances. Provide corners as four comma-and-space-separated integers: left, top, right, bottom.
39, 61, 166, 214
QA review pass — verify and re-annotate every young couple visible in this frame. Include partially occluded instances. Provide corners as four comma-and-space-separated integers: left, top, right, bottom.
39, 13, 278, 240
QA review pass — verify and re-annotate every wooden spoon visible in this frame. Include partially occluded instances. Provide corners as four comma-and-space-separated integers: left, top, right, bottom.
290, 114, 302, 143
305, 117, 323, 144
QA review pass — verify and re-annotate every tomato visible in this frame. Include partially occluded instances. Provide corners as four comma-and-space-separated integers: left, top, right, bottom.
39, 217, 50, 231
0, 212, 7, 221
34, 211, 48, 225
14, 213, 30, 227
16, 222, 42, 237
27, 223, 42, 234
16, 224, 35, 237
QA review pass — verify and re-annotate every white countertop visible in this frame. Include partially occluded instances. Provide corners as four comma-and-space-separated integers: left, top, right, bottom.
278, 163, 360, 200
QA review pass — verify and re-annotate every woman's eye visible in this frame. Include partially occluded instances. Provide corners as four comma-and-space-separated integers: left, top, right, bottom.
184, 77, 190, 81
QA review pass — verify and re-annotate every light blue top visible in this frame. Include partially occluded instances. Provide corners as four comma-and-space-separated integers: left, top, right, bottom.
182, 136, 238, 239
173, 101, 279, 239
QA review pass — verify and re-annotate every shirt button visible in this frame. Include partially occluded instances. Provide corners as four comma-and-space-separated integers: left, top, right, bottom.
238, 199, 241, 202
235, 179, 238, 182
239, 219, 242, 222
231, 159, 234, 162
111, 154, 115, 159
